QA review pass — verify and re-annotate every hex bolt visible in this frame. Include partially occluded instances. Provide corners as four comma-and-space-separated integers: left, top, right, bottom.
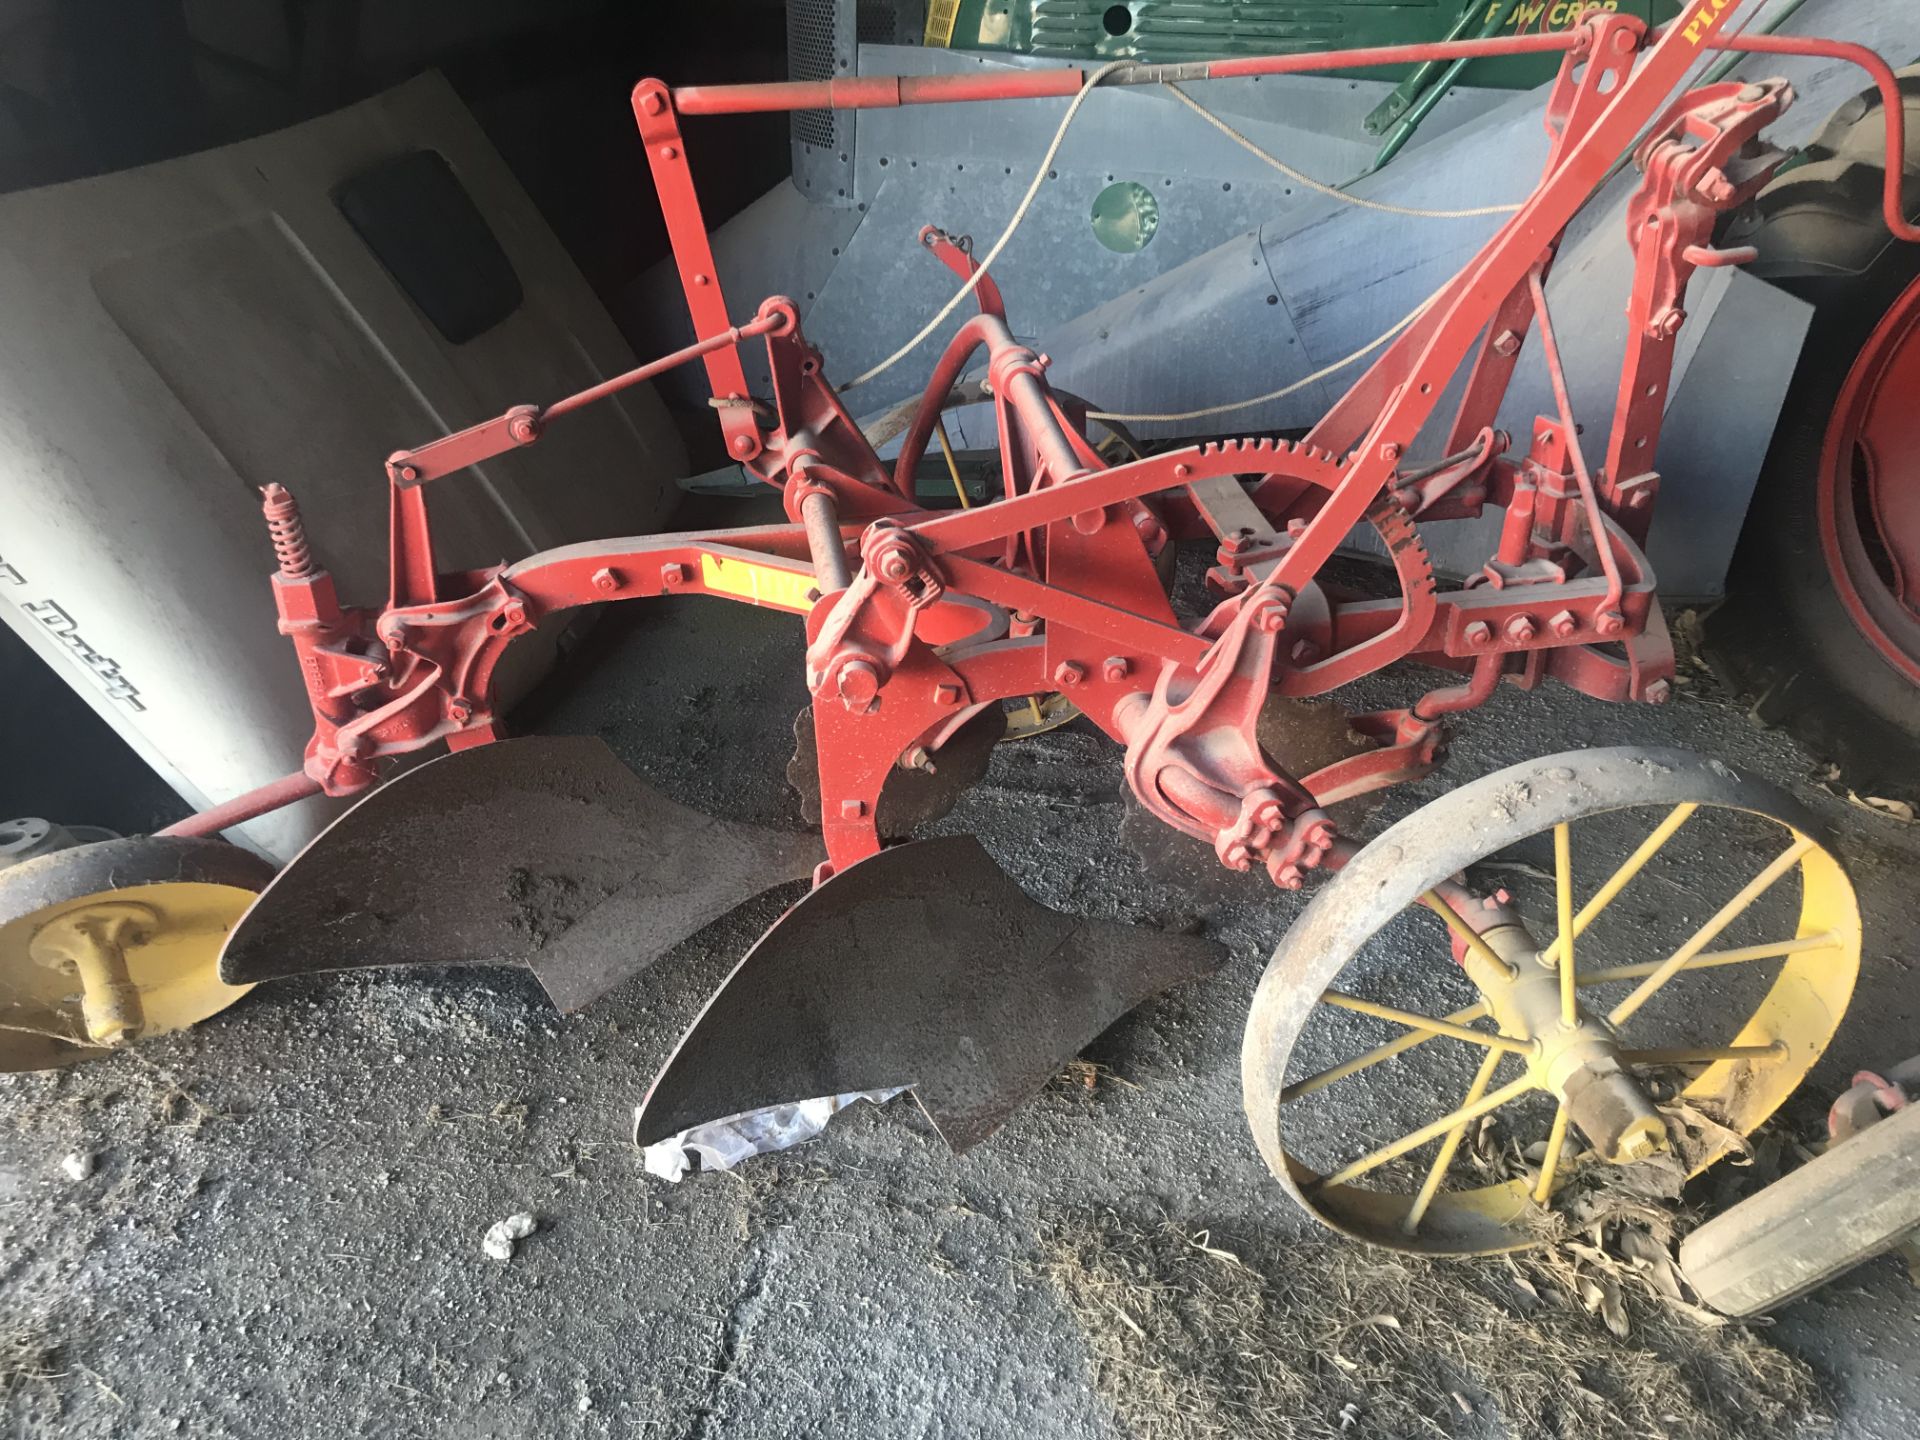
839, 798, 866, 820
1254, 598, 1290, 634
1272, 862, 1304, 891
500, 599, 528, 630
1289, 639, 1320, 664
1379, 442, 1402, 463
1492, 329, 1522, 357
933, 682, 963, 706
1505, 614, 1537, 644
447, 698, 473, 723
1221, 841, 1252, 872
591, 567, 621, 592
1464, 620, 1494, 647
1595, 610, 1626, 637
1549, 609, 1579, 638
1305, 820, 1336, 851
898, 745, 932, 772
660, 562, 690, 588
1253, 799, 1284, 831
1286, 517, 1308, 538
877, 551, 912, 583
1102, 656, 1130, 683
1644, 679, 1672, 704
1053, 660, 1087, 688
1627, 487, 1652, 509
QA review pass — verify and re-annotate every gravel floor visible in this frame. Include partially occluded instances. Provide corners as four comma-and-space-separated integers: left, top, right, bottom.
4, 587, 1918, 1439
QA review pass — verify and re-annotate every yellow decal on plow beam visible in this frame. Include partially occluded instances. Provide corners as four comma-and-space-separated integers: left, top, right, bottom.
699, 554, 816, 613
1682, 0, 1737, 45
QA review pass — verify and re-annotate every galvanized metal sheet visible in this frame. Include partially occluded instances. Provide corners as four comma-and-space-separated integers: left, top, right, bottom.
635, 833, 1225, 1152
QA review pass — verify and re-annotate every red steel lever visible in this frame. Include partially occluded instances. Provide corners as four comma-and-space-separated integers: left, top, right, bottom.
384, 310, 786, 488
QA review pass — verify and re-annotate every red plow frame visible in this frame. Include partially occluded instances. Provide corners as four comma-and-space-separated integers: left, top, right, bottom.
173, 6, 1914, 895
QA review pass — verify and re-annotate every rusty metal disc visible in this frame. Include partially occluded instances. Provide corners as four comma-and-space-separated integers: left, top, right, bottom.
787, 704, 1002, 838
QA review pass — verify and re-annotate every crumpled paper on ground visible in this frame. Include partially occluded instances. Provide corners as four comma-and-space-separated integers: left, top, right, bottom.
638, 1089, 905, 1182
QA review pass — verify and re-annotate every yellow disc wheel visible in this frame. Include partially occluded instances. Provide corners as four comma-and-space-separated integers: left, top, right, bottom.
0, 836, 275, 1071
1001, 692, 1080, 740
1242, 747, 1860, 1255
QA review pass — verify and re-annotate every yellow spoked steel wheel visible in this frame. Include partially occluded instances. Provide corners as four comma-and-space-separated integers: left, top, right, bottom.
1002, 692, 1080, 740
1242, 747, 1860, 1255
0, 836, 275, 1072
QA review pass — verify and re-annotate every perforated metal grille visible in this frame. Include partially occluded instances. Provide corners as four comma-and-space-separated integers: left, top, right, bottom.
788, 0, 838, 151
856, 0, 903, 44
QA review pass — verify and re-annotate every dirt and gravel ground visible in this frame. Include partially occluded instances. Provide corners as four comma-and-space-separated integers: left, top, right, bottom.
4, 582, 1919, 1439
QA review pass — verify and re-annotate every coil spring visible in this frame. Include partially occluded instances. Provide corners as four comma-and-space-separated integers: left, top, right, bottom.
260, 483, 314, 578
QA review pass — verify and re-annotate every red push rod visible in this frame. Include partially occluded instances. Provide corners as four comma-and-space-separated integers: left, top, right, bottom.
672, 32, 1580, 116
1704, 32, 1920, 244
157, 771, 324, 840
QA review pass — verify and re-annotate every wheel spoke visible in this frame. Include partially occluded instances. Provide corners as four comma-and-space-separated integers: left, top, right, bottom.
1609, 838, 1815, 1025
1282, 1001, 1491, 1102
1576, 933, 1837, 986
1403, 1048, 1505, 1235
1553, 822, 1577, 1027
1422, 888, 1517, 979
1539, 803, 1696, 969
1315, 1074, 1536, 1191
1320, 991, 1532, 1053
1532, 1101, 1571, 1205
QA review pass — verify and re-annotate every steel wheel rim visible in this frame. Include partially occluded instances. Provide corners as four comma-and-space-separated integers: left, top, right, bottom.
1241, 749, 1861, 1256
1818, 269, 1920, 685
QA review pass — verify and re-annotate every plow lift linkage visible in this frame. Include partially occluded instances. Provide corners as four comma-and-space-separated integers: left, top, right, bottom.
74, 3, 1903, 1245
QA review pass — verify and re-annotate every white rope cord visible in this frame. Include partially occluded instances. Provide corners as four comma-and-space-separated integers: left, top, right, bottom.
839, 59, 1522, 400
1162, 82, 1523, 220
841, 58, 1140, 392
1087, 286, 1443, 424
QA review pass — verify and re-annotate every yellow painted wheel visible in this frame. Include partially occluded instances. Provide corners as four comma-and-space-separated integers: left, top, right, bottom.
1242, 748, 1860, 1255
0, 836, 274, 1071
1001, 692, 1080, 740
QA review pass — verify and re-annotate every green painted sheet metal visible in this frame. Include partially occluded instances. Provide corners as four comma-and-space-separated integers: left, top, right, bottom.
940, 1, 1682, 87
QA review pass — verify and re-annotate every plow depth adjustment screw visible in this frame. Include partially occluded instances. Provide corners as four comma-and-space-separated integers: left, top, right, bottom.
1053, 660, 1087, 688
1464, 620, 1494, 647
1504, 614, 1537, 644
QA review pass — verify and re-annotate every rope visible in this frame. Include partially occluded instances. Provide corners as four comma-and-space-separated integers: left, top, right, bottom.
1162, 82, 1523, 220
842, 59, 1141, 392
1087, 286, 1442, 423
839, 58, 1524, 401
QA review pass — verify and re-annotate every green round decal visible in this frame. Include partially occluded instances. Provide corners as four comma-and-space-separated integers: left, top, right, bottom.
1090, 180, 1159, 254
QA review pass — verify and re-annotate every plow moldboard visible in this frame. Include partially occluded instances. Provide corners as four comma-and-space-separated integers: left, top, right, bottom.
219, 735, 822, 1011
